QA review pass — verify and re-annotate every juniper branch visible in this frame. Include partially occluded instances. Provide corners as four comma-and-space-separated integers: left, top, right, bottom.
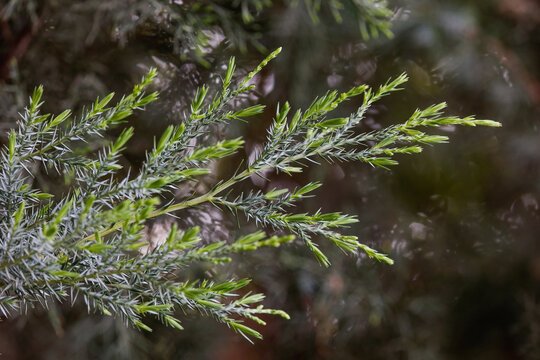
0, 49, 500, 339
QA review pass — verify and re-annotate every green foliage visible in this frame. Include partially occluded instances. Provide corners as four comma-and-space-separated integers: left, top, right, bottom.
1, 0, 394, 61
290, 0, 394, 39
0, 47, 500, 339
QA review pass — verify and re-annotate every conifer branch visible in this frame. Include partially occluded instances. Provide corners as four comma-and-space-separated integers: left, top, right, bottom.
0, 49, 500, 339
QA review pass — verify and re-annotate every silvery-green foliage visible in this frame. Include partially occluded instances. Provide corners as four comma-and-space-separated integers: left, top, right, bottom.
0, 48, 500, 339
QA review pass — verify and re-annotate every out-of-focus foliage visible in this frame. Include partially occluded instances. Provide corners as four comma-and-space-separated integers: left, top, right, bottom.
0, 0, 393, 66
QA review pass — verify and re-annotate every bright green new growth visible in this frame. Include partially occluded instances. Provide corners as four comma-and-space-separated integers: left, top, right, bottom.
0, 49, 500, 340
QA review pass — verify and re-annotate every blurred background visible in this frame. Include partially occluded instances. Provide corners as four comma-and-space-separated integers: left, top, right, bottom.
0, 0, 539, 358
